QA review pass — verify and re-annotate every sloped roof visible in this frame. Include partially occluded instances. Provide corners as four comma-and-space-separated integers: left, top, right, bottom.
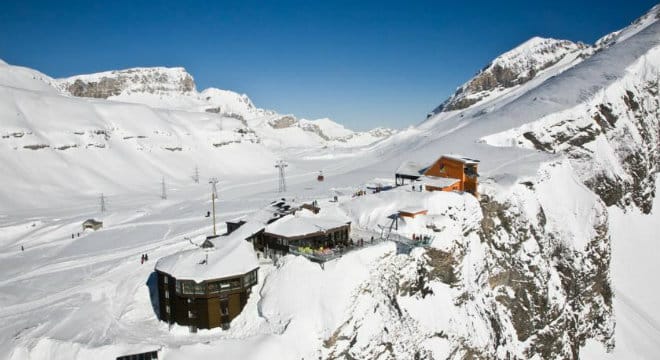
264, 214, 349, 239
398, 207, 427, 214
440, 154, 480, 165
155, 204, 282, 282
395, 161, 427, 177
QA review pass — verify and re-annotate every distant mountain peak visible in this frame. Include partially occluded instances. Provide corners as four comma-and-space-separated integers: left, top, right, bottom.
429, 4, 660, 117
432, 37, 590, 114
54, 66, 196, 99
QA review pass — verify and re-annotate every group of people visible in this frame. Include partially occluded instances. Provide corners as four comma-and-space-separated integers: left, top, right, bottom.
349, 236, 375, 248
411, 233, 430, 242
141, 253, 149, 264
411, 184, 424, 192
71, 232, 81, 238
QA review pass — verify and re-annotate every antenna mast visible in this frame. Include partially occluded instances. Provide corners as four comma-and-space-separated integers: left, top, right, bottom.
100, 193, 106, 213
275, 160, 288, 192
209, 177, 219, 236
161, 176, 167, 200
192, 166, 200, 184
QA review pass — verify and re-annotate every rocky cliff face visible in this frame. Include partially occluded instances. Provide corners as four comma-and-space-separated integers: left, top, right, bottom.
482, 51, 660, 214
432, 5, 660, 117
56, 67, 195, 99
434, 37, 591, 113
323, 162, 615, 359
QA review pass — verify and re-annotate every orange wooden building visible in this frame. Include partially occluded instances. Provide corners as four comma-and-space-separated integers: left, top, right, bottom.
423, 155, 479, 196
395, 154, 479, 197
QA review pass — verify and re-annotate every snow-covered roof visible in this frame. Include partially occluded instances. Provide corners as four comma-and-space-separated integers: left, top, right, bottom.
264, 214, 349, 239
419, 176, 460, 188
155, 205, 281, 282
398, 207, 427, 214
395, 161, 427, 177
440, 154, 480, 165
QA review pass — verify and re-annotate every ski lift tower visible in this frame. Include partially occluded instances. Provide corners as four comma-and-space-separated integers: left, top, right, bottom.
275, 160, 288, 193
209, 177, 219, 236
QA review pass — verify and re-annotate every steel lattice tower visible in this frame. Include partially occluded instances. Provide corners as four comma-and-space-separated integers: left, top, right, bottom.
209, 177, 219, 236
275, 160, 288, 192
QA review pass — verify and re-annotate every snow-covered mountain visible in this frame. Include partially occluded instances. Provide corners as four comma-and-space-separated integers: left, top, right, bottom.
432, 37, 592, 113
432, 6, 660, 116
0, 61, 395, 209
53, 67, 267, 118
1, 4, 660, 360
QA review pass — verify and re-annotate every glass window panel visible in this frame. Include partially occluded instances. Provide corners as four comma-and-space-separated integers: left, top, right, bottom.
182, 281, 193, 294
208, 282, 220, 294
194, 283, 205, 295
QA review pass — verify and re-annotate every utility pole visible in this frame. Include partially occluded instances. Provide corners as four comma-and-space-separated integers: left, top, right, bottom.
209, 177, 219, 236
100, 193, 106, 213
161, 176, 167, 200
192, 166, 200, 184
275, 160, 288, 192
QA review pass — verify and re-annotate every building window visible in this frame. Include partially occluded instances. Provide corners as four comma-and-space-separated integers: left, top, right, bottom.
208, 282, 220, 294
219, 278, 241, 290
182, 281, 193, 294
221, 307, 229, 316
188, 311, 195, 319
163, 276, 168, 284
244, 270, 257, 286
194, 282, 206, 295
165, 305, 170, 314
165, 290, 169, 299
175, 280, 181, 294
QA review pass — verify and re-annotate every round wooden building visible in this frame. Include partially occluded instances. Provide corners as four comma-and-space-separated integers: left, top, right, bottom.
155, 233, 259, 332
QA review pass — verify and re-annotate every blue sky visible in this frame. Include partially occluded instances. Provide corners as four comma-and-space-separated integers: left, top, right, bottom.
0, 0, 656, 130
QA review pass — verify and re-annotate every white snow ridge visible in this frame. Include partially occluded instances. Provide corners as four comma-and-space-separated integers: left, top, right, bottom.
2, 4, 660, 360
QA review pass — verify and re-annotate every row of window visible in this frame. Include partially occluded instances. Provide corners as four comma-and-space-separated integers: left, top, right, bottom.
164, 303, 229, 317
271, 229, 349, 247
167, 269, 258, 296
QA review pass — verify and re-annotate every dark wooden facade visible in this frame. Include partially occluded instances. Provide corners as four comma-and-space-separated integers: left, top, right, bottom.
156, 268, 258, 331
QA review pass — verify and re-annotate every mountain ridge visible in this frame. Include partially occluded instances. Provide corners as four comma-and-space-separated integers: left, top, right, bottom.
430, 4, 660, 116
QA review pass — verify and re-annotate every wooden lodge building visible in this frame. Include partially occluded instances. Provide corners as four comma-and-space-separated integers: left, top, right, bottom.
154, 198, 355, 331
82, 219, 103, 231
154, 212, 267, 332
395, 154, 480, 197
154, 199, 331, 332
249, 214, 351, 257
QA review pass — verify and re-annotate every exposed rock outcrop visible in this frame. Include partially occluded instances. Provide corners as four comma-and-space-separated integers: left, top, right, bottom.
434, 38, 591, 113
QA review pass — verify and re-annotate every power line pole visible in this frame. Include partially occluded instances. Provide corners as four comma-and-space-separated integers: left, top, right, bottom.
161, 176, 167, 200
209, 178, 219, 236
275, 160, 288, 193
100, 193, 106, 213
192, 166, 200, 184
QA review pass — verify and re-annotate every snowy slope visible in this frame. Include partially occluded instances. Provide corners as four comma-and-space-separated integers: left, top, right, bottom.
0, 62, 395, 211
1, 4, 660, 360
